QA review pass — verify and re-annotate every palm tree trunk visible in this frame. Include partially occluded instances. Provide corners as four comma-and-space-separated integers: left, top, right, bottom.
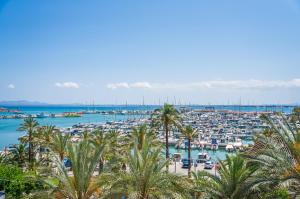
165, 123, 169, 172
38, 145, 42, 160
141, 187, 147, 199
28, 130, 33, 169
188, 138, 191, 178
122, 163, 126, 171
98, 158, 104, 175
46, 151, 50, 166
59, 152, 64, 161
194, 192, 201, 199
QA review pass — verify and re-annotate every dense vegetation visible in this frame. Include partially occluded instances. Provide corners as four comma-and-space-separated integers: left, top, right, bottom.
0, 104, 299, 198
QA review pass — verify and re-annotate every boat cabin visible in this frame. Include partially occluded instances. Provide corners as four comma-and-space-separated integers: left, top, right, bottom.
197, 152, 211, 163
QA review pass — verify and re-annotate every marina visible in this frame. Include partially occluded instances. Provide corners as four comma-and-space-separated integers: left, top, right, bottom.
0, 105, 293, 160
64, 110, 261, 156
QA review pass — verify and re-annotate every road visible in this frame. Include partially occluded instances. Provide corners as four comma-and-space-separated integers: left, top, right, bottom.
169, 161, 218, 176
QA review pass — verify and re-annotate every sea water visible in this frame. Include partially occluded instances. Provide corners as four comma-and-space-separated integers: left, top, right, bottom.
0, 105, 156, 149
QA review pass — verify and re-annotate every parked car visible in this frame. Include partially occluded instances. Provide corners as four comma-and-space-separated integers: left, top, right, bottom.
204, 161, 214, 169
181, 158, 198, 169
63, 157, 72, 168
0, 191, 5, 199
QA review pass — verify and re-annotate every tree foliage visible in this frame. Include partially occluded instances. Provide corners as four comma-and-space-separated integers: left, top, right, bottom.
0, 164, 45, 198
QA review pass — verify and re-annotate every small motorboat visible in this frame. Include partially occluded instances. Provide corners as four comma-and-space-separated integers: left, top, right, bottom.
226, 144, 234, 152
197, 152, 211, 163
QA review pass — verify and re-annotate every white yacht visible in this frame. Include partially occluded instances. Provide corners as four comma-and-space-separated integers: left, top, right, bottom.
197, 152, 211, 163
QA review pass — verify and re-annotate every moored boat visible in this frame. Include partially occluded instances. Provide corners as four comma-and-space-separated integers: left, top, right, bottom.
197, 152, 211, 163
226, 144, 234, 152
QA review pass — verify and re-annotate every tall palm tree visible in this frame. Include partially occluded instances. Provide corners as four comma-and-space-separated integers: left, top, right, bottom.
18, 117, 39, 170
54, 136, 105, 199
36, 125, 56, 146
90, 130, 127, 174
181, 125, 198, 178
152, 103, 181, 171
101, 137, 190, 198
193, 154, 256, 199
126, 124, 160, 150
35, 125, 56, 164
49, 132, 70, 161
102, 130, 128, 173
90, 130, 110, 175
245, 113, 300, 195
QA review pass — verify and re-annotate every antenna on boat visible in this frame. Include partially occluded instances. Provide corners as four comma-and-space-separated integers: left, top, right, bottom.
93, 100, 95, 111
239, 97, 242, 115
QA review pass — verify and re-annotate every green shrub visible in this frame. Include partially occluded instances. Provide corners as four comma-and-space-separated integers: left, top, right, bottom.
0, 164, 45, 198
263, 187, 289, 199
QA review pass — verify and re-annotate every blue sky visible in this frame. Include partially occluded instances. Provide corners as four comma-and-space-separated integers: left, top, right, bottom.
1, 0, 300, 104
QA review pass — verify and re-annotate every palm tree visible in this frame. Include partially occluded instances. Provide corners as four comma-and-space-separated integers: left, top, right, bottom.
291, 106, 300, 123
34, 125, 56, 164
101, 137, 191, 198
181, 125, 198, 178
18, 117, 39, 170
193, 154, 256, 199
48, 132, 70, 161
245, 113, 300, 195
9, 143, 27, 167
54, 136, 105, 199
152, 103, 181, 171
191, 171, 205, 199
36, 125, 56, 146
0, 151, 8, 164
126, 124, 160, 150
89, 130, 110, 175
101, 130, 129, 173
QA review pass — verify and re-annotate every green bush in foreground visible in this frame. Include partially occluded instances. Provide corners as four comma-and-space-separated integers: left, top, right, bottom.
0, 164, 44, 198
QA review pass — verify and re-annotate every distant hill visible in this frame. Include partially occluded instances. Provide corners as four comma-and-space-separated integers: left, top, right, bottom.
0, 100, 49, 106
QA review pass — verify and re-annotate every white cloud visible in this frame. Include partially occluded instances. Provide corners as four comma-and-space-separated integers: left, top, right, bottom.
107, 82, 129, 89
107, 79, 300, 90
107, 82, 152, 89
130, 82, 152, 88
8, 84, 15, 89
55, 82, 79, 89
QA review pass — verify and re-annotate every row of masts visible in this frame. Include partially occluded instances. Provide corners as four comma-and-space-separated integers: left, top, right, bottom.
82, 96, 295, 107
79, 98, 295, 124
83, 98, 293, 112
